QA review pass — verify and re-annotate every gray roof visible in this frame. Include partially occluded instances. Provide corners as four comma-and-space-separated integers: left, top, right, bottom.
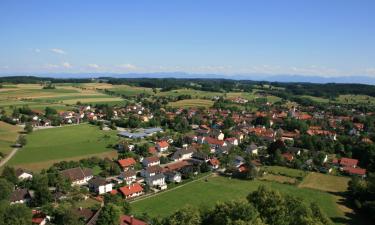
144, 127, 163, 134
88, 176, 106, 186
147, 173, 165, 181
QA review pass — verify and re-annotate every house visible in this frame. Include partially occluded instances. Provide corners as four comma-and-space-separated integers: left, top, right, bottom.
209, 158, 220, 169
156, 141, 169, 152
282, 152, 294, 162
233, 156, 245, 168
142, 156, 160, 167
202, 137, 226, 152
118, 158, 137, 171
32, 210, 50, 225
339, 158, 358, 168
145, 173, 166, 188
225, 137, 239, 146
119, 183, 144, 199
10, 188, 31, 204
170, 148, 195, 161
209, 129, 225, 140
60, 167, 93, 186
164, 171, 182, 183
343, 167, 366, 178
141, 165, 163, 177
119, 170, 137, 184
88, 177, 112, 195
192, 151, 209, 162
16, 168, 33, 180
73, 207, 100, 224
246, 143, 259, 155
120, 215, 148, 225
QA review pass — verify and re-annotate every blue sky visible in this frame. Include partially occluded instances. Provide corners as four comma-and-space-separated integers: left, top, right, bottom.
0, 0, 374, 76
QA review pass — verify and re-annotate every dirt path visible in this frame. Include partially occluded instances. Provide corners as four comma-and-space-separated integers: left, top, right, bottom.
0, 147, 19, 168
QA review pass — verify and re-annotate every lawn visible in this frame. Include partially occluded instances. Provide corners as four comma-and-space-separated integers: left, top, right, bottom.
7, 124, 120, 170
168, 99, 214, 108
262, 166, 307, 179
108, 85, 154, 97
298, 172, 350, 193
156, 88, 222, 98
131, 176, 346, 224
0, 121, 21, 155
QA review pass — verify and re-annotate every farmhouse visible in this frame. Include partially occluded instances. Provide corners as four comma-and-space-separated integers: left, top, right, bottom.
60, 167, 93, 186
119, 183, 144, 199
16, 168, 33, 180
119, 215, 147, 225
170, 148, 195, 161
10, 188, 31, 204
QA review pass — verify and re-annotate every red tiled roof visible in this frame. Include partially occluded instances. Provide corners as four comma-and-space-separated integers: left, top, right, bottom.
205, 137, 224, 146
209, 158, 220, 166
119, 183, 143, 196
343, 167, 366, 176
120, 215, 147, 225
157, 141, 169, 148
148, 146, 157, 154
340, 158, 358, 167
118, 158, 136, 168
282, 153, 294, 161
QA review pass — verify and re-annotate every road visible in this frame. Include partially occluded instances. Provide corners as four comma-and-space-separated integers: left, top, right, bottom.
0, 147, 19, 168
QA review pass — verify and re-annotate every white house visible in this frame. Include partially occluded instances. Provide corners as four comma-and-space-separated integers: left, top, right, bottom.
164, 171, 182, 183
119, 170, 137, 184
142, 156, 160, 167
88, 177, 112, 195
60, 167, 93, 186
156, 141, 169, 152
145, 173, 166, 187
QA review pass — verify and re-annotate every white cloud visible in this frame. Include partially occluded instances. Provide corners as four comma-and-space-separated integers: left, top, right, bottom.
34, 48, 41, 53
50, 48, 66, 54
365, 68, 375, 75
118, 63, 137, 70
88, 64, 100, 69
62, 62, 72, 68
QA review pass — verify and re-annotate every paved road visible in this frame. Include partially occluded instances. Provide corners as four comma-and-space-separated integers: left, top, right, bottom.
0, 147, 19, 168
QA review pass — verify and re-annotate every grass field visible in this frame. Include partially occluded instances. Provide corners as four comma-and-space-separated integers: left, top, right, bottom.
131, 176, 347, 224
263, 166, 307, 179
7, 124, 120, 170
108, 85, 154, 97
298, 172, 350, 193
0, 122, 21, 155
168, 99, 214, 108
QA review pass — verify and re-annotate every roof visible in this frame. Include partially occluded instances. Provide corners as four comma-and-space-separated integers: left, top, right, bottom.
73, 208, 96, 223
119, 183, 144, 196
340, 158, 358, 167
209, 158, 220, 166
163, 161, 191, 172
10, 188, 29, 202
88, 176, 107, 186
118, 158, 136, 168
145, 165, 163, 174
204, 137, 225, 146
144, 127, 163, 134
171, 148, 195, 160
143, 156, 160, 164
120, 215, 147, 225
343, 167, 366, 176
15, 168, 32, 177
147, 173, 165, 182
120, 170, 137, 178
61, 167, 93, 181
157, 141, 169, 148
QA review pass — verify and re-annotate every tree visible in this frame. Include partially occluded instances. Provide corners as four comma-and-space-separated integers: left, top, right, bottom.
163, 205, 201, 225
0, 178, 13, 200
0, 203, 32, 225
31, 174, 52, 206
1, 166, 18, 184
17, 135, 27, 146
24, 122, 33, 133
104, 194, 131, 214
205, 200, 264, 225
52, 204, 84, 225
97, 203, 121, 225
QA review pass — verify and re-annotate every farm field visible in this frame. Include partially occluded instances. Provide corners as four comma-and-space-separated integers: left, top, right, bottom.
7, 124, 120, 171
108, 85, 154, 97
0, 121, 21, 155
298, 172, 350, 193
168, 99, 214, 108
0, 83, 123, 113
131, 175, 349, 224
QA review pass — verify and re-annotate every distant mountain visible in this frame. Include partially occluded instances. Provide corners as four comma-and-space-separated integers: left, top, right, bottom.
1, 72, 375, 85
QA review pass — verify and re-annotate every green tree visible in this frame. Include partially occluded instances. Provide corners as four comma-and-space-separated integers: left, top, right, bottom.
97, 203, 121, 225
1, 166, 18, 184
0, 178, 14, 200
24, 122, 33, 133
0, 203, 32, 225
163, 205, 201, 225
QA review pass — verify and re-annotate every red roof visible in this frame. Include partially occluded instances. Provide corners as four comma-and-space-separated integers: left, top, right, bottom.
282, 153, 294, 162
340, 158, 358, 167
343, 167, 366, 176
118, 158, 136, 168
119, 183, 143, 197
209, 158, 220, 166
205, 137, 224, 146
157, 141, 169, 148
120, 215, 147, 225
148, 146, 157, 154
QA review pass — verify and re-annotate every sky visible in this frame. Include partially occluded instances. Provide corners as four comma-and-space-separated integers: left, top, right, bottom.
0, 0, 374, 77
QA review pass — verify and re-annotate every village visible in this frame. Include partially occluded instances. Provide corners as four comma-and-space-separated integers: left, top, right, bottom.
1, 87, 373, 225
